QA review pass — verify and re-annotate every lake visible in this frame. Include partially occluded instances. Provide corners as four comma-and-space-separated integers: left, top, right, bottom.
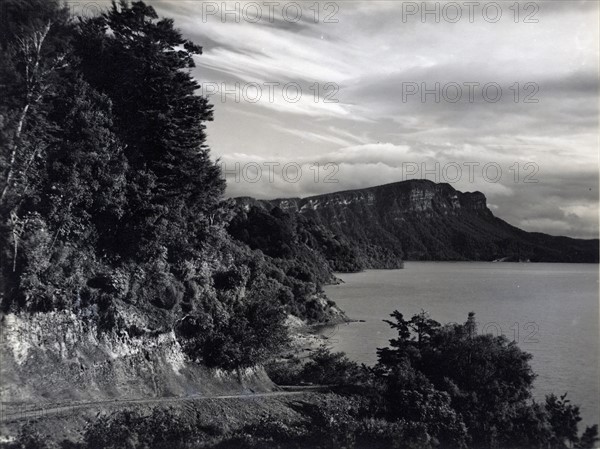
322, 262, 599, 428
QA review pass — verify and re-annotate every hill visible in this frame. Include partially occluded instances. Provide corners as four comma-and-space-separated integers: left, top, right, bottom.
233, 179, 598, 266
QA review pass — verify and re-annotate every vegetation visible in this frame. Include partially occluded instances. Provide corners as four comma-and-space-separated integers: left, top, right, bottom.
266, 347, 366, 386
5, 311, 596, 449
1, 2, 597, 448
0, 0, 340, 373
263, 311, 599, 449
229, 204, 365, 277
372, 311, 598, 448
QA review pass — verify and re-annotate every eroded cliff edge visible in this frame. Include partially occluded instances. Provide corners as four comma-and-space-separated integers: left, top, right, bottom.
235, 179, 598, 263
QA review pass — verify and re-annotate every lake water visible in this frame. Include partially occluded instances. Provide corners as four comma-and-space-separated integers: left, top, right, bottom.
322, 262, 599, 428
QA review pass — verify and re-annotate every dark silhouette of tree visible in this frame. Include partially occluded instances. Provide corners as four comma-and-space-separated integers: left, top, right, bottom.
376, 310, 595, 449
74, 0, 224, 262
546, 393, 582, 448
576, 425, 599, 449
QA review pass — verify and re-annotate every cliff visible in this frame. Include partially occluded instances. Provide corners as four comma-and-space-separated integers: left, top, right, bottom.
235, 180, 598, 264
0, 306, 274, 404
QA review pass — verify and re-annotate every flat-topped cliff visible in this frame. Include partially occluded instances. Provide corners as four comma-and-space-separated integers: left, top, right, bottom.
234, 180, 598, 264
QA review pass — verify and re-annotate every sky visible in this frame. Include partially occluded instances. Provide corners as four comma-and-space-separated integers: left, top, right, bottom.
143, 0, 599, 238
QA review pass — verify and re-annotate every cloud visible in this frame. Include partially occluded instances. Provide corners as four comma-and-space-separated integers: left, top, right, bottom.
151, 0, 598, 239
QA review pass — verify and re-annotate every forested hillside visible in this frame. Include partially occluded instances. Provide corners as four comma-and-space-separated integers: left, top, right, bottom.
0, 0, 343, 381
1, 2, 598, 448
1, 0, 595, 378
229, 201, 367, 275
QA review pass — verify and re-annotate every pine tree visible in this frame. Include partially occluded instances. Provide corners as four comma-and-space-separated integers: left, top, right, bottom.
74, 1, 225, 263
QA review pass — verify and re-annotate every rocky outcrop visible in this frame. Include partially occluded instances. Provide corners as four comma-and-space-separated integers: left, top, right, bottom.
0, 309, 274, 403
235, 180, 598, 263
267, 181, 489, 215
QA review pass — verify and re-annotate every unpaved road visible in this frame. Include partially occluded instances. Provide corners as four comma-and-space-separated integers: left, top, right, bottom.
0, 386, 330, 423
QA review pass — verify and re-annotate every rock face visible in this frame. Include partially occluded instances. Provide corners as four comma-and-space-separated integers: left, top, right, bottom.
263, 182, 488, 216
0, 309, 274, 403
236, 180, 598, 264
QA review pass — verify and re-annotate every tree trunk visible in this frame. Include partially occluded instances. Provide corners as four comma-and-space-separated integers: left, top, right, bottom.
1, 22, 51, 205
0, 103, 30, 204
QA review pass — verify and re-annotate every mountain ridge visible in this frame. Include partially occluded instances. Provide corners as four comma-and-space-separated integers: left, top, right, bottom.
233, 179, 598, 264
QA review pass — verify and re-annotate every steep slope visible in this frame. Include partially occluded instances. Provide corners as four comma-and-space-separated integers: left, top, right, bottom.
235, 180, 598, 265
0, 309, 275, 403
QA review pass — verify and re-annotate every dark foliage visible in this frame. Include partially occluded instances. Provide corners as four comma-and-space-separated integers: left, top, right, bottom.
261, 311, 599, 449
73, 0, 225, 263
374, 311, 598, 449
0, 1, 338, 371
82, 408, 223, 449
176, 274, 289, 370
228, 205, 362, 284
266, 347, 366, 386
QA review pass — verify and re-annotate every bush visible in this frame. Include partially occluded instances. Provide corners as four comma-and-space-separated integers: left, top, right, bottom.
266, 347, 365, 386
82, 407, 222, 449
300, 348, 365, 385
0, 424, 56, 449
376, 310, 598, 449
177, 276, 289, 369
264, 356, 303, 385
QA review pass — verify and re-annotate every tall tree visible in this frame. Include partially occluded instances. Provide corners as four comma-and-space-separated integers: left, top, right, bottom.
0, 0, 70, 207
74, 0, 225, 263
0, 0, 72, 305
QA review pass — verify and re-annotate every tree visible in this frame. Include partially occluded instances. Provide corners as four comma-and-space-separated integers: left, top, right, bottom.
177, 275, 289, 370
409, 309, 441, 346
0, 0, 82, 309
376, 311, 551, 449
377, 311, 417, 366
7, 77, 127, 311
298, 347, 363, 385
576, 425, 599, 449
0, 0, 70, 207
74, 1, 225, 262
41, 77, 127, 251
464, 311, 477, 338
546, 393, 582, 448
380, 358, 469, 449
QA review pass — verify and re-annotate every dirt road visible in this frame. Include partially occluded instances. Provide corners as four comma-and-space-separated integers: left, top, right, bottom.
0, 386, 329, 423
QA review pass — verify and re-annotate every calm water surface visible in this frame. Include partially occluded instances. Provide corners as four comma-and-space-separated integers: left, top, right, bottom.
322, 262, 599, 428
